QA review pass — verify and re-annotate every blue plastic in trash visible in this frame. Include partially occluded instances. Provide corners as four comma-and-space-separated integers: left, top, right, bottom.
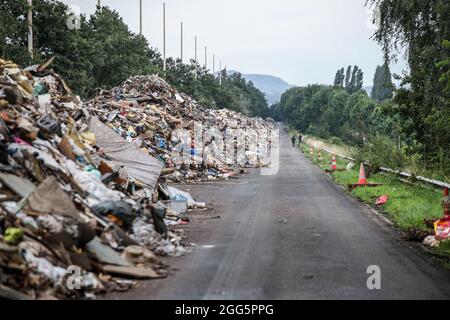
158, 138, 166, 149
170, 194, 188, 213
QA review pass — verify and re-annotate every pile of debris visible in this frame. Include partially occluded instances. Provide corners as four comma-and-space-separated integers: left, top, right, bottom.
0, 58, 275, 300
86, 75, 275, 182
0, 60, 195, 299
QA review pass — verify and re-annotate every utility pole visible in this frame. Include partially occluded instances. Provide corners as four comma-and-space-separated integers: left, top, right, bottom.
139, 0, 142, 35
194, 36, 198, 78
180, 22, 183, 62
27, 0, 33, 59
213, 54, 215, 76
219, 61, 222, 85
204, 46, 207, 69
194, 36, 198, 62
97, 0, 101, 8
163, 3, 166, 72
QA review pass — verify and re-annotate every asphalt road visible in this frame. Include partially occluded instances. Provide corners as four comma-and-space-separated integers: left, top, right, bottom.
109, 126, 450, 300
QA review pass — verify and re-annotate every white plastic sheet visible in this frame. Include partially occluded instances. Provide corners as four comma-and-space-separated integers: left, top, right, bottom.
89, 117, 163, 190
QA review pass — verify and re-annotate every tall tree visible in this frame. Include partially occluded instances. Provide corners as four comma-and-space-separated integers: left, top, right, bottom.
356, 68, 364, 92
0, 0, 29, 63
371, 63, 393, 102
437, 40, 450, 95
344, 65, 352, 89
86, 7, 161, 97
334, 67, 345, 87
343, 65, 364, 94
349, 66, 358, 92
0, 1, 162, 98
366, 0, 450, 163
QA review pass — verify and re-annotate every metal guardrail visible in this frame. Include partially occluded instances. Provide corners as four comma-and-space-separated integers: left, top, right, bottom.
378, 167, 450, 189
304, 141, 450, 189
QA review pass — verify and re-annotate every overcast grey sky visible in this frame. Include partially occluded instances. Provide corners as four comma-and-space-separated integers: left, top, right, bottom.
61, 0, 407, 86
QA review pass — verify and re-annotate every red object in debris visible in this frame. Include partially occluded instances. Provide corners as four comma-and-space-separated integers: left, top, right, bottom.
357, 163, 368, 185
14, 136, 30, 145
375, 195, 389, 205
331, 155, 337, 171
435, 216, 450, 241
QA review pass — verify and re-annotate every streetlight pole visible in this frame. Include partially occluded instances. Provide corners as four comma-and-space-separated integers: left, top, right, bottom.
204, 46, 207, 69
194, 36, 198, 78
194, 36, 197, 62
139, 0, 142, 36
180, 22, 183, 62
27, 0, 33, 59
163, 3, 166, 72
219, 61, 222, 85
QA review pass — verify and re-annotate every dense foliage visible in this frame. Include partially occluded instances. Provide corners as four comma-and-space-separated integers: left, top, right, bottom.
0, 0, 269, 117
274, 1, 450, 178
437, 40, 450, 95
276, 84, 391, 145
371, 63, 393, 102
366, 0, 450, 173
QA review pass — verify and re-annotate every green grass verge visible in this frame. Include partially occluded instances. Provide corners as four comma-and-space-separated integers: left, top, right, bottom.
333, 171, 442, 231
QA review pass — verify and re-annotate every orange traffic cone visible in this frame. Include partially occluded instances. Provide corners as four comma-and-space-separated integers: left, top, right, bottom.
331, 155, 337, 171
357, 163, 368, 185
349, 163, 382, 190
444, 187, 450, 217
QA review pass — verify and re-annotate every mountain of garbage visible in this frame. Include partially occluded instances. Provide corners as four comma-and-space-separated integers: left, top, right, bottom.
0, 57, 274, 299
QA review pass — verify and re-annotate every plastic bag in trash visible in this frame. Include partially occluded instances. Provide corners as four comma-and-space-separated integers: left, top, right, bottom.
150, 203, 168, 236
91, 201, 135, 229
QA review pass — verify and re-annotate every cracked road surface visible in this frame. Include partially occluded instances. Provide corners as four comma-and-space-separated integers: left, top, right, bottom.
108, 126, 450, 300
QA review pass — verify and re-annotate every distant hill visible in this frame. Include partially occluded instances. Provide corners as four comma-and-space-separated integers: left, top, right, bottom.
228, 71, 294, 105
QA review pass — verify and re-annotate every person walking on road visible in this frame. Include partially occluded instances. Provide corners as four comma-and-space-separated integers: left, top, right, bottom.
298, 133, 303, 147
291, 135, 296, 147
